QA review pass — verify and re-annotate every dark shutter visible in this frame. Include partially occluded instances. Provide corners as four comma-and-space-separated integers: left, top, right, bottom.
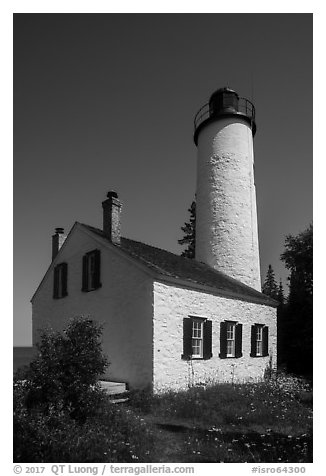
219, 321, 227, 358
262, 326, 269, 356
62, 262, 68, 297
53, 265, 59, 299
93, 249, 101, 289
235, 323, 243, 358
82, 255, 88, 291
250, 325, 256, 357
203, 319, 213, 359
181, 318, 192, 360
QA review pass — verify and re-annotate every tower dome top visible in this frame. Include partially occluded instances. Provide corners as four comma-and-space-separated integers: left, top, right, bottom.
194, 87, 256, 145
210, 86, 238, 97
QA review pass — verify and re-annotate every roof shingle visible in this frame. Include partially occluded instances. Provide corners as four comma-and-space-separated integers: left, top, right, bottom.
81, 223, 278, 307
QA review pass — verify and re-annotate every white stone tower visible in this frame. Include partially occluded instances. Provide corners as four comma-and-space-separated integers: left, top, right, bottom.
194, 87, 261, 291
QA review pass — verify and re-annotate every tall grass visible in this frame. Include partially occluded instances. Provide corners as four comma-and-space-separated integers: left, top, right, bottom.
14, 385, 155, 463
128, 373, 312, 463
15, 372, 312, 463
131, 376, 312, 433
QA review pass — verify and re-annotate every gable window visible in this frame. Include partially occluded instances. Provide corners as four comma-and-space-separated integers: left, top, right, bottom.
251, 324, 269, 357
182, 316, 212, 360
53, 262, 68, 299
219, 321, 242, 358
82, 249, 101, 292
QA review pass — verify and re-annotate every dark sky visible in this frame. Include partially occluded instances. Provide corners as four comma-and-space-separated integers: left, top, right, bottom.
14, 13, 312, 345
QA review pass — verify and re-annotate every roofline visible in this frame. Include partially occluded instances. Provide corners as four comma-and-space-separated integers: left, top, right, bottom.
80, 224, 277, 307
76, 224, 278, 308
78, 224, 159, 280
154, 274, 278, 308
30, 222, 79, 303
31, 222, 158, 304
31, 222, 278, 309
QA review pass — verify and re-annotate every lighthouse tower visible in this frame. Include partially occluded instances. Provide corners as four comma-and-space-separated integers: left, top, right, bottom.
194, 87, 261, 291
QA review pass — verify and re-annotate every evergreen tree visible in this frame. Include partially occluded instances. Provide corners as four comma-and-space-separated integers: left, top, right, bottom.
276, 278, 285, 370
262, 264, 279, 300
279, 224, 313, 375
178, 199, 196, 258
281, 224, 313, 302
277, 279, 285, 305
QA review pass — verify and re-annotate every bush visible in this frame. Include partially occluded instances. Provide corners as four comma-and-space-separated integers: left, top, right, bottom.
14, 317, 155, 462
15, 317, 109, 422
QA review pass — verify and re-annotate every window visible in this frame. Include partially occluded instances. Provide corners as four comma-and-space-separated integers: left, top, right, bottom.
82, 249, 101, 292
219, 321, 242, 358
251, 324, 269, 357
53, 262, 68, 299
256, 325, 263, 356
226, 322, 236, 357
191, 319, 204, 358
182, 317, 212, 360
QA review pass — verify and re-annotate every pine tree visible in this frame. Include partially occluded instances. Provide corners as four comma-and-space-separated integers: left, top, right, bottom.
178, 199, 196, 258
281, 224, 313, 302
277, 279, 285, 305
262, 264, 279, 300
276, 278, 286, 370
279, 224, 313, 375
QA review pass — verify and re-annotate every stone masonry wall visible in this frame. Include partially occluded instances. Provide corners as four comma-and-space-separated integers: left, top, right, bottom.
32, 225, 154, 389
153, 281, 277, 392
196, 117, 261, 291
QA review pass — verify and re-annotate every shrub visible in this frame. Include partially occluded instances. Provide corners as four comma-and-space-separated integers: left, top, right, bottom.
14, 317, 155, 462
15, 317, 109, 422
14, 317, 154, 462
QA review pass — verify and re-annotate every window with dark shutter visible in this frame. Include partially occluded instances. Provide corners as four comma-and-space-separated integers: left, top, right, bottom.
82, 255, 88, 291
235, 323, 243, 358
250, 325, 257, 357
220, 321, 242, 358
181, 316, 213, 360
250, 324, 268, 357
219, 321, 227, 358
53, 262, 68, 299
203, 319, 213, 359
181, 318, 193, 360
82, 250, 102, 292
53, 266, 59, 299
61, 262, 68, 297
262, 326, 269, 356
191, 319, 204, 357
93, 249, 101, 289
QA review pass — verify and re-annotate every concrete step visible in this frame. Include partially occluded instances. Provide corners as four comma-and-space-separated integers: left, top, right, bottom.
99, 380, 128, 396
110, 397, 129, 404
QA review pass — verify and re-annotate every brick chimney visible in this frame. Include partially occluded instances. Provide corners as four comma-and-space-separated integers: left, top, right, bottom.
102, 191, 122, 244
52, 227, 66, 261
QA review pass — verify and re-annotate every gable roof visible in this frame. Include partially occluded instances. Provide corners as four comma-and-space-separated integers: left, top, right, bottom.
80, 223, 278, 307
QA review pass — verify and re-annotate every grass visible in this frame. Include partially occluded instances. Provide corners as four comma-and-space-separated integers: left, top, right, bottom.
127, 373, 313, 463
14, 372, 312, 463
14, 381, 155, 463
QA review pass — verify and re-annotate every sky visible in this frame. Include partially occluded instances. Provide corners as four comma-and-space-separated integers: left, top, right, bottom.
13, 13, 312, 346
